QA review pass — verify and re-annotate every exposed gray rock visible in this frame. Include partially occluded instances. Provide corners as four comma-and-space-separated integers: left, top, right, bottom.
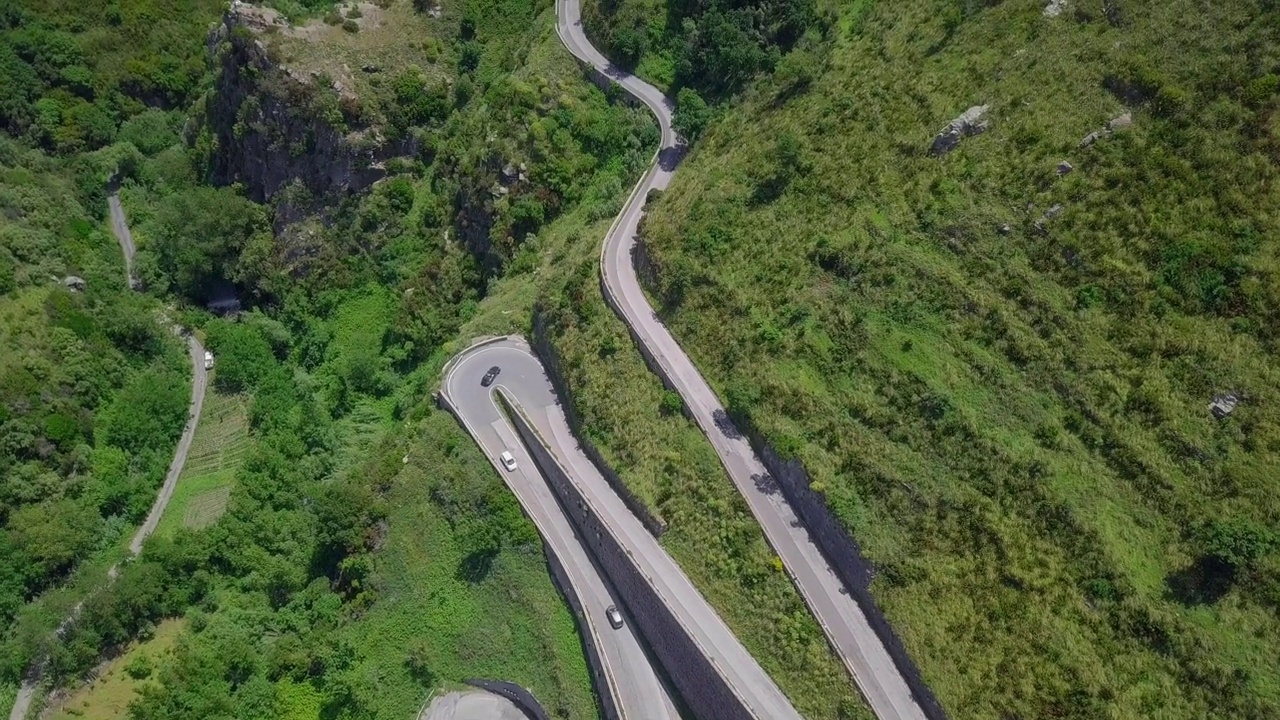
1107, 112, 1133, 131
362, 63, 380, 73
206, 8, 417, 224
62, 276, 86, 292
1033, 204, 1065, 234
1210, 392, 1240, 419
1043, 0, 1068, 16
997, 223, 1012, 235
929, 105, 991, 156
1056, 160, 1073, 175
500, 163, 519, 185
1079, 110, 1133, 150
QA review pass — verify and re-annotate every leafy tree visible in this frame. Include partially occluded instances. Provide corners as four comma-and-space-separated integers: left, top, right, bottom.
6, 498, 99, 582
0, 253, 14, 295
773, 48, 819, 98
612, 25, 646, 68
206, 320, 277, 393
1200, 519, 1278, 572
673, 87, 711, 143
97, 368, 187, 457
510, 195, 545, 239
388, 69, 448, 131
382, 176, 415, 215
404, 640, 435, 685
311, 478, 384, 581
150, 186, 266, 300
457, 41, 481, 74
0, 41, 40, 132
117, 109, 180, 155
676, 9, 773, 96
126, 652, 154, 679
660, 390, 684, 416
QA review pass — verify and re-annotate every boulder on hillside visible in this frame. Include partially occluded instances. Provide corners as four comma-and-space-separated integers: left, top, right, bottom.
1107, 112, 1133, 131
1210, 392, 1240, 419
62, 276, 86, 292
1079, 110, 1134, 147
929, 105, 991, 156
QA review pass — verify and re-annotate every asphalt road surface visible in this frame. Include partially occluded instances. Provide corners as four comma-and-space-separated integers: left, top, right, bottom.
417, 690, 525, 720
127, 332, 208, 556
555, 4, 932, 720
442, 338, 802, 720
441, 341, 681, 720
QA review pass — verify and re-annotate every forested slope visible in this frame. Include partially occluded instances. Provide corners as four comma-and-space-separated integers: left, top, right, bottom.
3, 0, 659, 717
0, 138, 189, 662
585, 0, 1280, 717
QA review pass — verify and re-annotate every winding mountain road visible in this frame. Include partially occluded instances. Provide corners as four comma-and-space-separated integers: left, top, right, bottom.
6, 192, 206, 720
557, 3, 930, 719
441, 343, 681, 720
441, 338, 800, 720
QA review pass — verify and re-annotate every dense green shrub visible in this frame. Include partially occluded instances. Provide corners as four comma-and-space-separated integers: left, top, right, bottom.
0, 144, 189, 629
205, 320, 278, 393
148, 186, 268, 300
0, 0, 220, 153
584, 0, 818, 97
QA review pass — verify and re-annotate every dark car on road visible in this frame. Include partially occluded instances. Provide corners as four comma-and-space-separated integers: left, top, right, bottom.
605, 605, 624, 629
481, 366, 501, 387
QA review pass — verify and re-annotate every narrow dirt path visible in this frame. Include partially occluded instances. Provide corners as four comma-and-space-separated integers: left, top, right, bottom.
106, 184, 138, 290
6, 193, 207, 720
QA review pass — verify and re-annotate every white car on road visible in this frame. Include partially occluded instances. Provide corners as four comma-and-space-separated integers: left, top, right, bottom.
500, 451, 517, 472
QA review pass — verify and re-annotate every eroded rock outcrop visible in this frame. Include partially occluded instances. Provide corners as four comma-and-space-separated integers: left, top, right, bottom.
929, 105, 990, 156
205, 4, 416, 220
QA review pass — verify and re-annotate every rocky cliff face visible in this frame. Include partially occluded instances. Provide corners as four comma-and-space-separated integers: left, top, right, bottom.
204, 4, 416, 223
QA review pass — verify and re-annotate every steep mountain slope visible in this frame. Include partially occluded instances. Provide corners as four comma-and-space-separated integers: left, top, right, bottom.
586, 0, 1280, 717
4, 0, 651, 716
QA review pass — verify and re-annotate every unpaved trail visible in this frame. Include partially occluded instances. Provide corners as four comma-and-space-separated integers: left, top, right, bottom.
6, 193, 207, 720
106, 190, 138, 290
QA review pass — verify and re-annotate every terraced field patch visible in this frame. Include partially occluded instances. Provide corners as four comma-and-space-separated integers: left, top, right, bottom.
154, 390, 250, 537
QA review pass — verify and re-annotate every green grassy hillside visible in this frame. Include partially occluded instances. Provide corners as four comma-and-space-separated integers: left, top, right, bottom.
583, 0, 1280, 717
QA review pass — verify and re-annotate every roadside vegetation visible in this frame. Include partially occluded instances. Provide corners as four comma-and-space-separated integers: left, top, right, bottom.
152, 390, 251, 539
578, 0, 1280, 717
0, 0, 222, 156
538, 257, 870, 719
2, 0, 657, 717
45, 617, 187, 720
0, 136, 189, 672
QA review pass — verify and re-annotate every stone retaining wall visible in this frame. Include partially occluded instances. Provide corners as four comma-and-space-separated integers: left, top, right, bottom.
529, 309, 667, 537
501, 396, 754, 720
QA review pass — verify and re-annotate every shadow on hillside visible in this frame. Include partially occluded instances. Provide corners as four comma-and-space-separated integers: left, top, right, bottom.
456, 548, 499, 583
1165, 556, 1235, 606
